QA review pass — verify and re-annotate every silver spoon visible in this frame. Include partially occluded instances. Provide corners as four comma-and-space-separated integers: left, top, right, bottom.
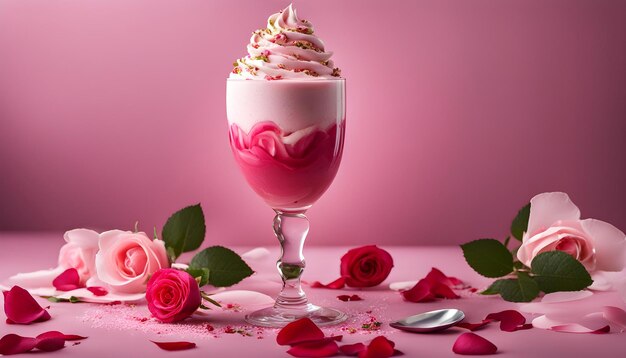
390, 309, 465, 333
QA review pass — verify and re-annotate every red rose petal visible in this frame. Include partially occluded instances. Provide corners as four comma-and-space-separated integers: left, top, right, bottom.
3, 286, 51, 325
431, 282, 460, 299
456, 320, 493, 331
337, 294, 363, 302
485, 310, 529, 332
401, 279, 435, 303
277, 318, 325, 346
151, 341, 196, 351
287, 339, 339, 357
53, 268, 82, 291
0, 334, 38, 355
311, 277, 346, 289
36, 331, 88, 341
359, 336, 396, 358
340, 342, 367, 356
452, 333, 497, 355
87, 287, 108, 296
35, 336, 66, 352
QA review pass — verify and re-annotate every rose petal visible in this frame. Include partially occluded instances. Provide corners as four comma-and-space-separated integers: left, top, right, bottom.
310, 277, 346, 289
526, 192, 581, 238
36, 331, 88, 341
337, 294, 363, 302
550, 324, 610, 334
277, 318, 325, 346
456, 320, 492, 331
340, 342, 366, 356
452, 333, 497, 355
3, 286, 51, 324
580, 219, 626, 272
34, 337, 66, 352
603, 306, 626, 330
424, 268, 462, 288
86, 287, 108, 296
287, 339, 339, 357
431, 282, 460, 299
53, 268, 82, 291
359, 336, 396, 358
151, 341, 196, 351
485, 310, 529, 332
401, 279, 435, 303
0, 334, 38, 355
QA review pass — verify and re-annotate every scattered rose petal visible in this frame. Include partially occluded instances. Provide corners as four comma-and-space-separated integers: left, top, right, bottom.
337, 294, 363, 302
52, 268, 82, 291
431, 282, 460, 299
0, 334, 38, 355
452, 333, 497, 355
311, 277, 346, 289
425, 268, 457, 287
5, 267, 65, 291
151, 341, 196, 351
287, 339, 339, 357
456, 320, 492, 331
389, 281, 417, 291
340, 342, 366, 356
359, 336, 396, 358
3, 286, 51, 324
86, 287, 108, 296
401, 279, 435, 303
34, 336, 65, 352
277, 318, 325, 346
485, 310, 531, 332
550, 324, 610, 334
36, 331, 88, 341
603, 306, 626, 330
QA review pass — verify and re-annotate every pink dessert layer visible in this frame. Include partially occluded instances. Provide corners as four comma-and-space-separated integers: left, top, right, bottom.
229, 121, 344, 211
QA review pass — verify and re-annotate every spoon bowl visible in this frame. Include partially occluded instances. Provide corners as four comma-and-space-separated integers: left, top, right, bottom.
390, 309, 465, 333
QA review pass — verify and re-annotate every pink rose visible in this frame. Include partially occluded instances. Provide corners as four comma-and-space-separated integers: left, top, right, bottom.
146, 268, 201, 323
340, 245, 394, 287
95, 230, 169, 294
517, 192, 626, 272
58, 229, 100, 285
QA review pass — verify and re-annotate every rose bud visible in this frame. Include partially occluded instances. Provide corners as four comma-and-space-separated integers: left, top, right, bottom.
340, 245, 394, 288
146, 269, 202, 323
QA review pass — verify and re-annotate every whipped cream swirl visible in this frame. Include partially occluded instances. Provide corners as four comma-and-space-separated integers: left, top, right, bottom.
230, 4, 341, 80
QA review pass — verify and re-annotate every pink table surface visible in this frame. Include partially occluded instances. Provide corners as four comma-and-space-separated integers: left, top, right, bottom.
1, 232, 624, 358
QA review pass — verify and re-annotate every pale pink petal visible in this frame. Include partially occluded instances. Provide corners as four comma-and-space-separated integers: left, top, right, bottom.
531, 315, 560, 330
6, 267, 65, 289
210, 290, 274, 310
540, 290, 593, 303
526, 192, 581, 238
171, 263, 189, 270
603, 306, 626, 331
589, 272, 615, 291
580, 219, 626, 272
550, 323, 610, 334
63, 229, 100, 248
389, 281, 417, 291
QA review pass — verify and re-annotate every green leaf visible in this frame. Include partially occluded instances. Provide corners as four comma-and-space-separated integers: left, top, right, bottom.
481, 280, 505, 295
186, 267, 210, 287
161, 204, 206, 260
484, 272, 540, 302
189, 246, 254, 287
461, 239, 514, 278
47, 296, 82, 303
531, 251, 593, 293
510, 203, 530, 241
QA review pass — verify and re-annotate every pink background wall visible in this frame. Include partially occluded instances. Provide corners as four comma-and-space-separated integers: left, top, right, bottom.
1, 0, 625, 246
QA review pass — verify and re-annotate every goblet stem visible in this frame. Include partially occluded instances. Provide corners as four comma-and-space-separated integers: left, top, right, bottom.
273, 211, 310, 310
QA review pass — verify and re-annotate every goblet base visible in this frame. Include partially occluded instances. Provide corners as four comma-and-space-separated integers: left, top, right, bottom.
245, 304, 348, 328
